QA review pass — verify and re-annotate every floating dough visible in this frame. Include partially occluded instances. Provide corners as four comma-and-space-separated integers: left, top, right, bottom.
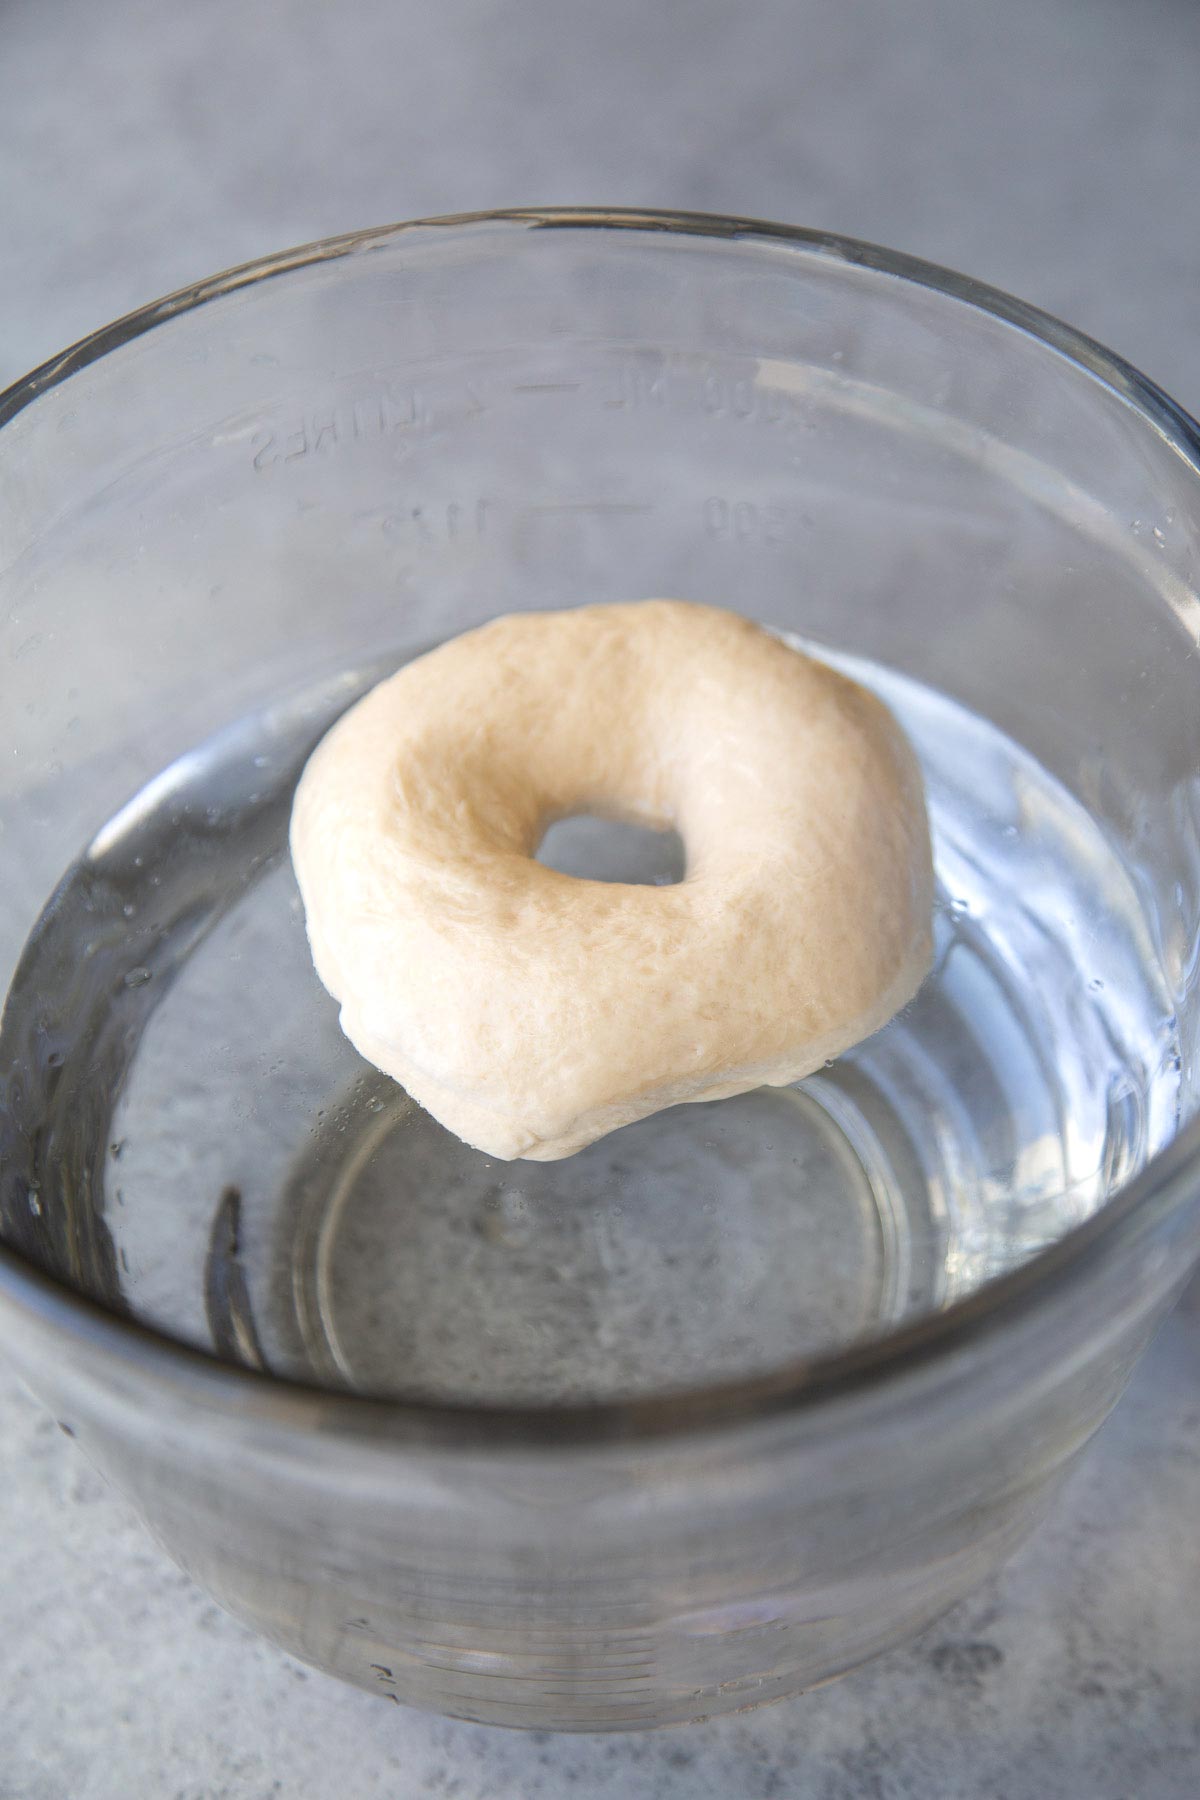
290, 601, 934, 1160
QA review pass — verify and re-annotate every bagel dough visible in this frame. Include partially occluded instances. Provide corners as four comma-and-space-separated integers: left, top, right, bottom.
290, 601, 934, 1160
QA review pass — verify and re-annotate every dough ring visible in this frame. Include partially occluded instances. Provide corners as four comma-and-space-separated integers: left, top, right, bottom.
290, 600, 934, 1161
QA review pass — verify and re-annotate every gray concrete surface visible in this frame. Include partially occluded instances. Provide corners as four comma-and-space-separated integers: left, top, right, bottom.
3, 1292, 1197, 1798
3, 0, 1200, 1793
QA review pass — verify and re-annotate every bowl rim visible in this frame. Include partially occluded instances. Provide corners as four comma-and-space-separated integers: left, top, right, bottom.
2, 204, 1199, 1449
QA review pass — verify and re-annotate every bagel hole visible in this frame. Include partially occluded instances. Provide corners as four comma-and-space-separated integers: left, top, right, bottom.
535, 814, 685, 886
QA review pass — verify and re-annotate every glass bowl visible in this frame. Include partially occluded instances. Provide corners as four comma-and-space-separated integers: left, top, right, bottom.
1, 209, 1199, 1731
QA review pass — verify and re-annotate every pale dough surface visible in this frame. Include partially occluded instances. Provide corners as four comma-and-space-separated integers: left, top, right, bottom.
290, 601, 934, 1160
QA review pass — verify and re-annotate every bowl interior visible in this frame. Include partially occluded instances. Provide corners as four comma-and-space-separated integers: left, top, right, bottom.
2, 213, 1199, 1408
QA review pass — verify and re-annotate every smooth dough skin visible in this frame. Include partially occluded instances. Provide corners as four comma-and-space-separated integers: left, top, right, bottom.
290, 601, 934, 1161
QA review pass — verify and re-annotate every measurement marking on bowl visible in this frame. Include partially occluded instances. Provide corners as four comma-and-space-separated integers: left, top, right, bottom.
512, 381, 583, 394
249, 388, 429, 471
596, 352, 818, 429
379, 499, 493, 544
702, 496, 813, 546
243, 370, 488, 473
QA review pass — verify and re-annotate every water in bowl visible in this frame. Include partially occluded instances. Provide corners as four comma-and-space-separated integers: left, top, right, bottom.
0, 642, 1181, 1402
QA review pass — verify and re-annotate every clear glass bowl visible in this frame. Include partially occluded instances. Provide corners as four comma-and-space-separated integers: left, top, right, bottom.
1, 209, 1199, 1731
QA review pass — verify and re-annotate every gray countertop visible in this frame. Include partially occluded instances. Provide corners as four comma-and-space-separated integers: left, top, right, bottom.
3, 1, 1199, 1793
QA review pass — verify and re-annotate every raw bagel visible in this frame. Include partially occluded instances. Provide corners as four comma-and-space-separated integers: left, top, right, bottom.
290, 600, 933, 1160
